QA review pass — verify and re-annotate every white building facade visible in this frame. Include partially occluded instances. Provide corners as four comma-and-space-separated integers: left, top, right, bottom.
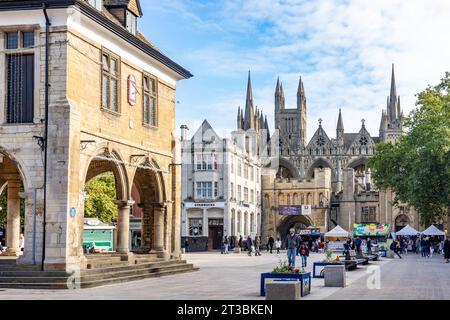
180, 120, 263, 251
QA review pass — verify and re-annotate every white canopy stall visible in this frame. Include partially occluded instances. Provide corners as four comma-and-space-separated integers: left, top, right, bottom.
421, 225, 445, 236
395, 225, 419, 236
325, 226, 349, 251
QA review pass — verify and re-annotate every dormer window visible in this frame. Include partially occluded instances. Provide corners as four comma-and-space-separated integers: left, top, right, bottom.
87, 0, 103, 11
126, 10, 137, 35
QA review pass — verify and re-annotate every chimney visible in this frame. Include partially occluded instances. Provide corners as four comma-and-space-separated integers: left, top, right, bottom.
180, 125, 189, 141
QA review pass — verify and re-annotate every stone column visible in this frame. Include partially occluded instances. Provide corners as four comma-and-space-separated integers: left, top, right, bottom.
202, 208, 208, 237
140, 203, 153, 253
6, 178, 21, 256
153, 205, 165, 252
115, 200, 132, 254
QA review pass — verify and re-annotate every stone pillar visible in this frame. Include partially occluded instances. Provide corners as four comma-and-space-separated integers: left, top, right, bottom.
153, 205, 165, 253
115, 200, 132, 254
202, 208, 208, 237
6, 178, 21, 256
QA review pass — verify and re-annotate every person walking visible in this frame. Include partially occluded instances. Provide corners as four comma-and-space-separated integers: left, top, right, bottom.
444, 237, 450, 263
415, 237, 421, 254
299, 243, 309, 268
343, 238, 351, 260
275, 238, 281, 254
246, 235, 253, 256
285, 228, 300, 267
268, 236, 275, 254
391, 240, 402, 259
366, 237, 372, 255
223, 236, 229, 254
255, 236, 262, 256
238, 235, 243, 252
355, 236, 362, 257
19, 233, 25, 252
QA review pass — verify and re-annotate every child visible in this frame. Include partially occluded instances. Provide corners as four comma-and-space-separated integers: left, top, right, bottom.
300, 243, 309, 268
275, 238, 281, 254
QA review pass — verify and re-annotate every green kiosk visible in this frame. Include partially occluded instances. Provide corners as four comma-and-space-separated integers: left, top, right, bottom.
83, 218, 116, 252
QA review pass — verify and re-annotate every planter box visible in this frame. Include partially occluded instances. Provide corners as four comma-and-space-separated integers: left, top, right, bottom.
260, 272, 311, 297
313, 262, 344, 278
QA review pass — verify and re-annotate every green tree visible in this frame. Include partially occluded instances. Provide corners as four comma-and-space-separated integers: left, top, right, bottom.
84, 173, 117, 224
369, 72, 450, 226
0, 185, 26, 229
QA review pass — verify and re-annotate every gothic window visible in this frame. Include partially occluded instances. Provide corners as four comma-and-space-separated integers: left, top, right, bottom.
189, 218, 203, 236
317, 136, 325, 146
287, 194, 291, 205
359, 136, 368, 145
301, 194, 305, 205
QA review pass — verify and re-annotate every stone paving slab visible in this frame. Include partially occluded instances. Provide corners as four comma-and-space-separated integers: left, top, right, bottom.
0, 251, 447, 300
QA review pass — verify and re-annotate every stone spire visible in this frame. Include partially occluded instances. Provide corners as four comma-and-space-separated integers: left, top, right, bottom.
336, 108, 344, 145
388, 64, 398, 121
237, 106, 242, 129
244, 71, 255, 130
297, 76, 306, 110
280, 83, 285, 109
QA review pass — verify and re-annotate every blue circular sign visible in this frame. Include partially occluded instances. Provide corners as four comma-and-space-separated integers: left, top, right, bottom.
70, 207, 77, 218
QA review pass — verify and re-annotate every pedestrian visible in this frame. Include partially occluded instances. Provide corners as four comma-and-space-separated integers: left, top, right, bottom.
19, 233, 25, 251
444, 237, 450, 263
268, 235, 274, 254
230, 236, 235, 250
299, 243, 309, 268
247, 235, 253, 256
184, 239, 189, 253
275, 238, 281, 254
266, 236, 270, 252
285, 228, 300, 267
355, 236, 362, 256
255, 236, 262, 256
391, 240, 402, 259
238, 235, 243, 251
416, 237, 421, 254
343, 238, 351, 260
223, 235, 229, 254
366, 237, 372, 255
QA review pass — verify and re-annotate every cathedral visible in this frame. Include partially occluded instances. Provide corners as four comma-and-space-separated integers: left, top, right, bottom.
237, 66, 420, 240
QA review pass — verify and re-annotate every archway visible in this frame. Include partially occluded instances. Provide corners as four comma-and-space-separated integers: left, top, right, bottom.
347, 157, 368, 173
130, 158, 165, 254
395, 214, 410, 232
0, 151, 27, 256
277, 215, 314, 242
83, 149, 129, 253
306, 157, 334, 179
276, 158, 300, 179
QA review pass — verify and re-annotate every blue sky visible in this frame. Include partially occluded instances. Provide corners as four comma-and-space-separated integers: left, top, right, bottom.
139, 0, 450, 141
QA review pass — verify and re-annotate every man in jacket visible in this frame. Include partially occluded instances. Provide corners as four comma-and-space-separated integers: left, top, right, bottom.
285, 228, 300, 267
444, 237, 450, 263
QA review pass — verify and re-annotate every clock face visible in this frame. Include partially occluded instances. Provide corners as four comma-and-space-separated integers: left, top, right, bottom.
359, 136, 368, 145
317, 136, 325, 146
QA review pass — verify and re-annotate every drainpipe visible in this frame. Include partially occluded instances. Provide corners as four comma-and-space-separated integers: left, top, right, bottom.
32, 188, 37, 265
42, 3, 51, 271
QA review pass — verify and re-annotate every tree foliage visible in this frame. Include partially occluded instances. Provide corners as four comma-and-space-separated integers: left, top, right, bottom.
0, 185, 26, 229
84, 173, 117, 224
369, 72, 450, 226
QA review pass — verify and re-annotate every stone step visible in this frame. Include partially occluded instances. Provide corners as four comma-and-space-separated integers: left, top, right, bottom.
81, 263, 195, 281
81, 260, 187, 276
0, 270, 69, 277
80, 265, 199, 289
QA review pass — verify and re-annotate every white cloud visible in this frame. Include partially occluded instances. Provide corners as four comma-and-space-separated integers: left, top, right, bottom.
171, 0, 450, 140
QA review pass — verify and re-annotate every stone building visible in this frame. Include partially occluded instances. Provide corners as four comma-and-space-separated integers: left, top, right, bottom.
238, 66, 423, 240
0, 0, 191, 272
180, 113, 266, 250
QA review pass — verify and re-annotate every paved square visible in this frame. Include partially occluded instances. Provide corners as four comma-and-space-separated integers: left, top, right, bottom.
0, 251, 448, 300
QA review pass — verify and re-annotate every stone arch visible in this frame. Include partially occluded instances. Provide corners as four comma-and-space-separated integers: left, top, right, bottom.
130, 157, 167, 253
278, 193, 285, 205
293, 193, 299, 205
264, 194, 270, 208
237, 210, 242, 236
395, 214, 410, 232
306, 157, 334, 179
84, 147, 129, 201
0, 149, 31, 256
277, 215, 314, 242
276, 158, 300, 179
346, 157, 368, 173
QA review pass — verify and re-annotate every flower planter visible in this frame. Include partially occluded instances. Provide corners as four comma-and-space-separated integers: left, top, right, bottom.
313, 262, 345, 278
260, 272, 311, 297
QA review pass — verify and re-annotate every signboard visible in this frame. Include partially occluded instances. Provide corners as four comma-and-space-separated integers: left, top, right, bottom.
83, 229, 113, 251
127, 75, 137, 106
353, 223, 390, 237
184, 202, 225, 208
326, 241, 345, 251
278, 205, 312, 216
70, 207, 77, 218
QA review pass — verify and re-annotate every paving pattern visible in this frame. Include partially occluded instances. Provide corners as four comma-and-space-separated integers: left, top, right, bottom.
0, 251, 448, 300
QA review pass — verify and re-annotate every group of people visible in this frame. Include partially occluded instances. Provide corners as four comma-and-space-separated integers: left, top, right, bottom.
285, 228, 312, 268
393, 235, 450, 261
0, 233, 24, 254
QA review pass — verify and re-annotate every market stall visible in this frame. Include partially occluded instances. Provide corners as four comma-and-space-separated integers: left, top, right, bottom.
395, 224, 419, 236
421, 225, 445, 236
324, 225, 349, 251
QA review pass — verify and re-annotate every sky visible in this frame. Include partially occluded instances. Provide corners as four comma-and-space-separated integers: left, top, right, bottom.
138, 0, 450, 141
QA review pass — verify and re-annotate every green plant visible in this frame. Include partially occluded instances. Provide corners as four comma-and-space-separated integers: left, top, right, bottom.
271, 260, 306, 274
